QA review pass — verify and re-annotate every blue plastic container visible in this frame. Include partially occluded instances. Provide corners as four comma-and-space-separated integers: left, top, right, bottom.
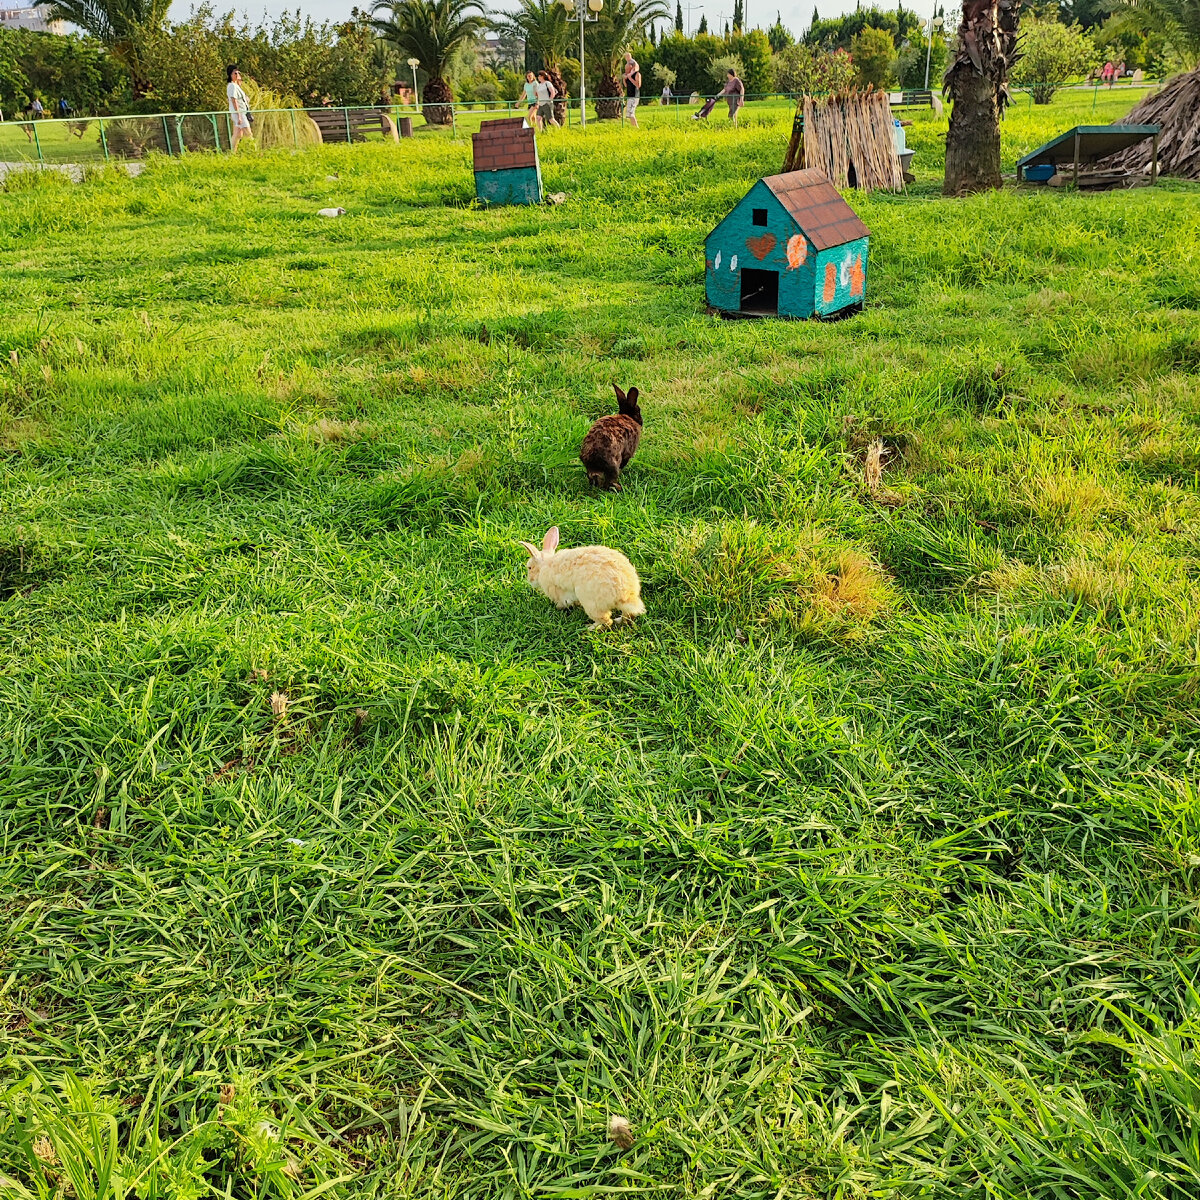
1024, 163, 1055, 183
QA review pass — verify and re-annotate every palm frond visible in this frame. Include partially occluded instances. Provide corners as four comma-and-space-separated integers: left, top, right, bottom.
370, 0, 488, 80
491, 0, 574, 70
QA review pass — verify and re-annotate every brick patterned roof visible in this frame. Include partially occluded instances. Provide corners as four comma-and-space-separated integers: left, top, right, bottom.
762, 170, 870, 250
472, 118, 538, 172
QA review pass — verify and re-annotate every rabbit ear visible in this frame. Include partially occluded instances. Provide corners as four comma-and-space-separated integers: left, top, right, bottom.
625, 387, 639, 406
613, 383, 626, 405
542, 527, 560, 553
518, 540, 539, 557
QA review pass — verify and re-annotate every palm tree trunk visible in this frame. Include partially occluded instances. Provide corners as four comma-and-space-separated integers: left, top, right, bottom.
943, 0, 1023, 196
596, 73, 620, 120
423, 76, 454, 126
548, 67, 567, 125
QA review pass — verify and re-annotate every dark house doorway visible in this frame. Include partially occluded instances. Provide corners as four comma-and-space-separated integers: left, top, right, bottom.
740, 268, 778, 315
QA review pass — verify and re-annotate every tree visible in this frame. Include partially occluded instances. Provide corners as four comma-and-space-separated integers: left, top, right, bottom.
492, 0, 572, 120
370, 0, 486, 123
1107, 0, 1200, 69
849, 24, 895, 86
675, 2, 683, 33
45, 0, 170, 96
727, 29, 773, 94
1091, 18, 1172, 75
586, 0, 668, 117
1010, 17, 1096, 102
768, 11, 794, 52
650, 29, 722, 92
136, 9, 386, 112
698, 14, 708, 33
733, 0, 744, 31
943, 0, 1023, 195
772, 41, 856, 93
895, 30, 947, 86
806, 7, 905, 51
0, 26, 126, 114
1058, 0, 1108, 29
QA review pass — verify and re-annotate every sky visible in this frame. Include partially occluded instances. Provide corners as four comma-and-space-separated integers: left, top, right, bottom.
164, 0, 940, 38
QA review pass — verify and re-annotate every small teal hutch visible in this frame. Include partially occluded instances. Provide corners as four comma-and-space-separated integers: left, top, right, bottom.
471, 117, 543, 206
705, 169, 870, 319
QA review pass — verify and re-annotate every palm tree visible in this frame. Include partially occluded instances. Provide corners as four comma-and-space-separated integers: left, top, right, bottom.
370, 0, 488, 125
45, 0, 169, 96
586, 0, 669, 118
492, 0, 573, 123
942, 0, 1023, 195
1107, 0, 1200, 70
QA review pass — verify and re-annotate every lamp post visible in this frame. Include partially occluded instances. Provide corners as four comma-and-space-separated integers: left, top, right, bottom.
561, 0, 603, 128
407, 57, 421, 111
923, 14, 944, 91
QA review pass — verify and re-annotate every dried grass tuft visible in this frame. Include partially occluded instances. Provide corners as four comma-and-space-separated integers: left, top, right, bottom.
863, 438, 905, 507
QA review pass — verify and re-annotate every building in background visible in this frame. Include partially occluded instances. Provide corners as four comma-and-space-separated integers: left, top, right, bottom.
0, 4, 66, 33
482, 33, 524, 74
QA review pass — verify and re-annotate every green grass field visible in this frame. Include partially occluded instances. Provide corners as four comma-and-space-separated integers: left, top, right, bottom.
2, 87, 1200, 1198
0, 82, 1158, 166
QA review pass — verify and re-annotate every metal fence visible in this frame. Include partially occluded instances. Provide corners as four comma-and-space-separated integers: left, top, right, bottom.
0, 81, 1162, 167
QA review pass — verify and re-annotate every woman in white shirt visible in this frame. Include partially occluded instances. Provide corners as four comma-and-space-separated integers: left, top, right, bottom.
534, 72, 559, 129
226, 65, 251, 151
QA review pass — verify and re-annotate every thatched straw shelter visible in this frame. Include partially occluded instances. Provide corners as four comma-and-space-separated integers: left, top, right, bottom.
1101, 68, 1200, 179
782, 88, 904, 193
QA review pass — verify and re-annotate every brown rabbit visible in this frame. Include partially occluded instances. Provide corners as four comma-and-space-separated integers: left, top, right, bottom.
579, 385, 642, 491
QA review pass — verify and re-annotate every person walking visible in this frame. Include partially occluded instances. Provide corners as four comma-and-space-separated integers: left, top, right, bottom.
31, 97, 44, 118
622, 51, 641, 129
523, 71, 539, 129
722, 68, 744, 127
661, 81, 671, 106
535, 71, 559, 129
226, 64, 251, 151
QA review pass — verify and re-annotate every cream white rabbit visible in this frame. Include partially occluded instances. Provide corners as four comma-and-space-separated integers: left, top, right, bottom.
519, 526, 645, 631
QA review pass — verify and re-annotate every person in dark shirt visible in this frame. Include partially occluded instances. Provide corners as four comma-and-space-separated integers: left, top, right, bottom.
623, 52, 641, 129
723, 69, 744, 127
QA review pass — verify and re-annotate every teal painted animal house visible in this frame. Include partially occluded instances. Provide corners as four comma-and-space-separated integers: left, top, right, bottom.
705, 170, 870, 319
472, 118, 543, 206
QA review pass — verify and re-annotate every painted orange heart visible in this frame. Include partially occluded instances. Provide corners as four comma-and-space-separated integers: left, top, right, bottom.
746, 232, 776, 260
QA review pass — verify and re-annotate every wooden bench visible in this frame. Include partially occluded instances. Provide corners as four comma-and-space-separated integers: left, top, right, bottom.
305, 107, 398, 144
888, 90, 934, 109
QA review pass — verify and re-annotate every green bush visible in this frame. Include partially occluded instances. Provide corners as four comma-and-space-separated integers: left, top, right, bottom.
642, 31, 724, 96
726, 29, 773, 96
895, 33, 948, 89
849, 24, 896, 89
0, 27, 127, 116
772, 43, 856, 95
707, 53, 744, 87
140, 6, 385, 113
1011, 18, 1098, 103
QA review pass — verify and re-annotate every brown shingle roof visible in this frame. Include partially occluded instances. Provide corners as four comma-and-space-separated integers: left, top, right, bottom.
763, 170, 870, 251
471, 118, 538, 172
